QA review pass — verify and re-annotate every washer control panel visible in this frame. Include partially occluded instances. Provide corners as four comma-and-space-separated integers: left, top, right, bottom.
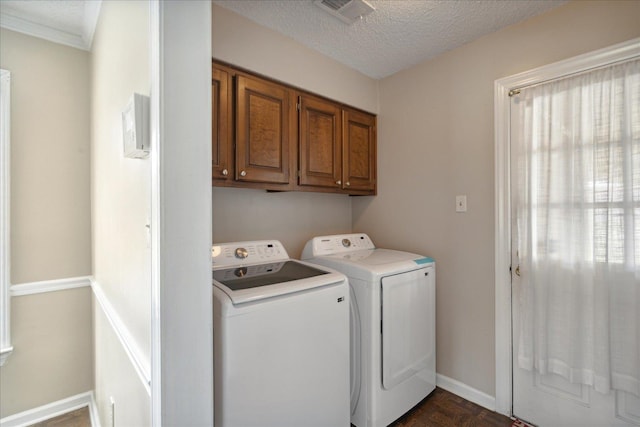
212, 240, 289, 267
302, 233, 375, 257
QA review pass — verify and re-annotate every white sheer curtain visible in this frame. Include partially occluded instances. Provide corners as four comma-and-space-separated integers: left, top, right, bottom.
514, 58, 640, 397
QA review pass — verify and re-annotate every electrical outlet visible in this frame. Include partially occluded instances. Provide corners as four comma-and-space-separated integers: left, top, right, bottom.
110, 396, 115, 427
456, 195, 467, 212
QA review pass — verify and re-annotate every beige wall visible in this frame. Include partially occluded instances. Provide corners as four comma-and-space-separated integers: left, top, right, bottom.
211, 5, 378, 257
212, 187, 353, 258
0, 288, 93, 417
0, 29, 92, 417
352, 0, 640, 397
90, 0, 151, 423
1, 28, 91, 284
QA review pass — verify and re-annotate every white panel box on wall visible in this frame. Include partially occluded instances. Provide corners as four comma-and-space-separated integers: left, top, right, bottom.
121, 93, 150, 158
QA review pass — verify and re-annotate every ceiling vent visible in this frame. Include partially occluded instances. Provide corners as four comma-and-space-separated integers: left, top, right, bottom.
314, 0, 375, 24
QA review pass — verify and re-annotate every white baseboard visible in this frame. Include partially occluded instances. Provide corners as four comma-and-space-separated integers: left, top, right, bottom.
0, 391, 101, 427
88, 392, 101, 427
436, 373, 496, 412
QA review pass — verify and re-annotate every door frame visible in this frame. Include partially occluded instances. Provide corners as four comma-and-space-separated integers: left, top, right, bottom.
0, 69, 11, 366
493, 37, 640, 417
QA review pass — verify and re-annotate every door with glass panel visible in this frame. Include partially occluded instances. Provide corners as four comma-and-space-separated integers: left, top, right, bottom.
510, 58, 640, 426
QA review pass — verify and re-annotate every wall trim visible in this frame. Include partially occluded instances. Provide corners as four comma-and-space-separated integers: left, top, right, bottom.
493, 37, 640, 417
0, 2, 102, 51
436, 373, 496, 412
81, 0, 102, 50
0, 391, 101, 427
0, 68, 11, 367
10, 276, 92, 297
0, 345, 13, 367
90, 278, 151, 396
493, 70, 512, 416
0, 13, 87, 51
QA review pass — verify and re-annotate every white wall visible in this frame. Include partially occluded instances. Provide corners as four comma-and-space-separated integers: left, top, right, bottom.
352, 0, 640, 397
152, 1, 213, 424
0, 28, 92, 418
211, 4, 378, 257
90, 1, 151, 425
93, 294, 150, 427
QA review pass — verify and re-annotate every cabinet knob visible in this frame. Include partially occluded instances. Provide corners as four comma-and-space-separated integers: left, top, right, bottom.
346, 181, 351, 186
240, 170, 247, 177
336, 180, 341, 185
222, 169, 229, 176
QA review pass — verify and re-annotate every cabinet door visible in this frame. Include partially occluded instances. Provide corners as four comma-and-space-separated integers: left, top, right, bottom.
212, 66, 232, 182
236, 75, 292, 185
343, 108, 376, 192
299, 94, 342, 189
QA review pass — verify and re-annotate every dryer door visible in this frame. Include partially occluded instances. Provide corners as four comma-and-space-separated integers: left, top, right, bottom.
381, 266, 435, 390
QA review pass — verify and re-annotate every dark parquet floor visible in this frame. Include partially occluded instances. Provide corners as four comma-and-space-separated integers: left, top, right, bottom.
388, 387, 513, 427
28, 406, 90, 427
33, 387, 512, 427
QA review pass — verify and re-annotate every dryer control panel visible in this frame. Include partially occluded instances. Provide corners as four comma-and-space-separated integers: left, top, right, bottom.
301, 233, 375, 258
212, 240, 289, 267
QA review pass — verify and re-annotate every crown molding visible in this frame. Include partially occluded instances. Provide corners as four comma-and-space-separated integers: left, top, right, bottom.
82, 0, 102, 50
0, 1, 102, 51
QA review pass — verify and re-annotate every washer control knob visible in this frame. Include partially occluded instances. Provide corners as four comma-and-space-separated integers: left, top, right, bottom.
234, 247, 248, 259
342, 239, 351, 248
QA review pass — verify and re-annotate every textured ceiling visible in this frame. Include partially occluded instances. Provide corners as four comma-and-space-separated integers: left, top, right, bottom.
214, 0, 566, 79
1, 0, 84, 34
0, 0, 566, 75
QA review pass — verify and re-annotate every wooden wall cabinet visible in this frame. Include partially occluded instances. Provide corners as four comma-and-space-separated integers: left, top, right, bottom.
212, 66, 232, 182
342, 108, 376, 193
298, 95, 377, 195
212, 65, 295, 190
298, 94, 342, 190
212, 60, 376, 195
235, 75, 295, 187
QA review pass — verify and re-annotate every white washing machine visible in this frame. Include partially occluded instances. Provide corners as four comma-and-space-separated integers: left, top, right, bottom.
301, 233, 436, 427
213, 240, 350, 427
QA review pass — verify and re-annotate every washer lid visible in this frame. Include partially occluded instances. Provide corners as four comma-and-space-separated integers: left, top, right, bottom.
339, 248, 415, 265
213, 260, 345, 304
308, 249, 434, 281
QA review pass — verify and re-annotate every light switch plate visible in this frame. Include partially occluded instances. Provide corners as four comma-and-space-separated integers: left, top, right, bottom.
456, 195, 467, 212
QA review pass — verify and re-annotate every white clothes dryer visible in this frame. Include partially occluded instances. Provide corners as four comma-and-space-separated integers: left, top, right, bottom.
213, 240, 350, 427
301, 233, 436, 427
